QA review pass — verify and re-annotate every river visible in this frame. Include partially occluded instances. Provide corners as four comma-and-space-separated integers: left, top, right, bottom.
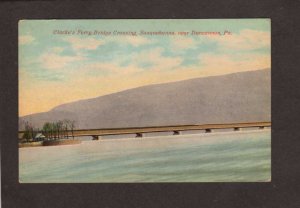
19, 129, 271, 182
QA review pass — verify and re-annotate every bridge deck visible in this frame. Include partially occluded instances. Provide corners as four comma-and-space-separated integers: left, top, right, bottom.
18, 121, 271, 138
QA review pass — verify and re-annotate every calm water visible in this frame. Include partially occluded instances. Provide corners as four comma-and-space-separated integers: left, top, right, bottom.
19, 130, 271, 183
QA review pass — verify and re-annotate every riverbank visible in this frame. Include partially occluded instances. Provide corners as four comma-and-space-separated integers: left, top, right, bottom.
19, 139, 81, 148
19, 141, 43, 148
43, 139, 81, 146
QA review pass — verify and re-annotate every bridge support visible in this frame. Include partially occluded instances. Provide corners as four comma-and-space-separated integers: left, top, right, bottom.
234, 127, 240, 131
92, 135, 102, 140
205, 129, 212, 133
173, 131, 181, 135
136, 133, 144, 138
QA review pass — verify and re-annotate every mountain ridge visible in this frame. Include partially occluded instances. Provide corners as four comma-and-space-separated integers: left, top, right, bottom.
19, 69, 271, 130
50, 68, 270, 112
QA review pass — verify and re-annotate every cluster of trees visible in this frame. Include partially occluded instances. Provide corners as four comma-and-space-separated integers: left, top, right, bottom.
22, 121, 38, 142
42, 119, 76, 140
21, 120, 76, 142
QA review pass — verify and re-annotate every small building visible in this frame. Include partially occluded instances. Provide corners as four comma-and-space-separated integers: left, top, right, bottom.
34, 133, 46, 141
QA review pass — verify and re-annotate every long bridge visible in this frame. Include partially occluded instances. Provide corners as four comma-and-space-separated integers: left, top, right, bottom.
18, 121, 271, 140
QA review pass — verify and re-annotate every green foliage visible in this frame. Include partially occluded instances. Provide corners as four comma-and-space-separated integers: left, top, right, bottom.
22, 121, 37, 142
40, 120, 76, 140
22, 120, 76, 142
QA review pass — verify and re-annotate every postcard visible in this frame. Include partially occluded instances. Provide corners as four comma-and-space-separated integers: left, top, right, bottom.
18, 19, 271, 182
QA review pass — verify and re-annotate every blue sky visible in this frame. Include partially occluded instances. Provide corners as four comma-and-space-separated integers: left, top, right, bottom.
19, 19, 270, 116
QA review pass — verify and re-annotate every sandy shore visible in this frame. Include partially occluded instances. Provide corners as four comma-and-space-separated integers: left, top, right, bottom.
19, 139, 81, 148
19, 141, 43, 148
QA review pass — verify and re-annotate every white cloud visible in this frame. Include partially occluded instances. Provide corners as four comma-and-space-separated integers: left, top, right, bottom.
131, 47, 183, 71
19, 35, 34, 45
76, 47, 183, 78
170, 36, 196, 50
64, 35, 153, 52
39, 51, 85, 70
64, 37, 104, 50
208, 29, 270, 50
118, 36, 152, 47
51, 47, 64, 53
82, 62, 142, 76
198, 53, 270, 74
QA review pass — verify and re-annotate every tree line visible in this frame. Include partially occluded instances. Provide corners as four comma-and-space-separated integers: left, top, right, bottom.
21, 120, 76, 142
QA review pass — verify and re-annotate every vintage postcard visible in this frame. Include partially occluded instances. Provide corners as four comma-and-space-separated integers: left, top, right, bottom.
18, 19, 271, 182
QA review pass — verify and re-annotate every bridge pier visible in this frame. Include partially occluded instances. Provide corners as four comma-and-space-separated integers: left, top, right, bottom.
205, 129, 212, 133
234, 127, 240, 131
136, 133, 144, 138
173, 131, 181, 135
92, 135, 102, 140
